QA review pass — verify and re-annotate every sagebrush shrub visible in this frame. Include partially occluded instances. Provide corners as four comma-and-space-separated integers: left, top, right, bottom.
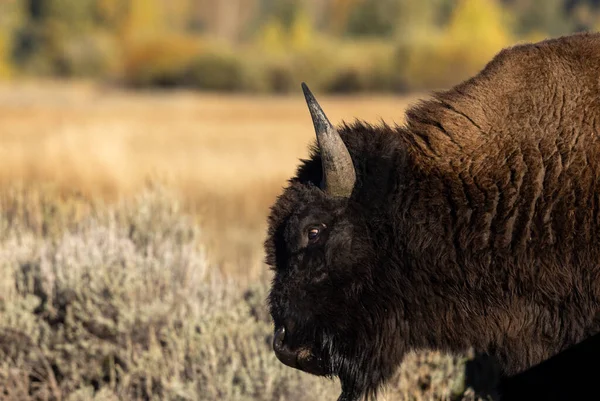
0, 184, 340, 401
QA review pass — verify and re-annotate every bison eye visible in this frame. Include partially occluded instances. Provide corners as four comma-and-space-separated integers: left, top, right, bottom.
307, 224, 326, 243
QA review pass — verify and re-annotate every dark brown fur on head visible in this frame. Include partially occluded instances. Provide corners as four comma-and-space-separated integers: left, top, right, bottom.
265, 31, 600, 401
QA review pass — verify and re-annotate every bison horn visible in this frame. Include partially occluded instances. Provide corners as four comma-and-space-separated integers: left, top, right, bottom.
301, 82, 356, 198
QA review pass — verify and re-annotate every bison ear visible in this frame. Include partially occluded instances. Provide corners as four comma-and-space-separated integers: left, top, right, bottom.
301, 82, 356, 198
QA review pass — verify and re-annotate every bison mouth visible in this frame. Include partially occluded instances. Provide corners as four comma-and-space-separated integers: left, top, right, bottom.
272, 326, 328, 376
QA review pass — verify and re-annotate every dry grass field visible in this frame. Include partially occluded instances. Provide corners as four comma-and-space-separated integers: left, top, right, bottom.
0, 81, 498, 401
0, 80, 420, 279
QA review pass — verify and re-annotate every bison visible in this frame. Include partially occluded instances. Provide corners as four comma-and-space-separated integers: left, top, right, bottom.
264, 31, 600, 401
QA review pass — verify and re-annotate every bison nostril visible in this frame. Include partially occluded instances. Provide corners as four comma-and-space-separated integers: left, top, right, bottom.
273, 325, 301, 369
273, 326, 286, 350
272, 325, 327, 376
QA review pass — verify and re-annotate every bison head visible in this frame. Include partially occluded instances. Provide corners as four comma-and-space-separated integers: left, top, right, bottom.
265, 84, 403, 400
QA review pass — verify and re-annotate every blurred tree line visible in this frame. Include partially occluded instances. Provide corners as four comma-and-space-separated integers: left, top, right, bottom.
0, 0, 599, 92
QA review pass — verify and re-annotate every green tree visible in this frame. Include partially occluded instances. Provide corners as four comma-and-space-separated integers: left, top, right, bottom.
566, 0, 600, 31
258, 0, 304, 28
328, 0, 362, 35
395, 0, 454, 39
0, 1, 25, 78
345, 0, 401, 37
11, 0, 118, 76
255, 0, 316, 53
344, 0, 453, 38
503, 0, 574, 36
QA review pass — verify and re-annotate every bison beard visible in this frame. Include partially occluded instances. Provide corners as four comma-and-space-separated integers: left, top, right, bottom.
265, 32, 600, 401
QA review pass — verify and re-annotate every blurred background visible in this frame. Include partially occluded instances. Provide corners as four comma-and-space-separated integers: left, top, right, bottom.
0, 2, 599, 399
2, 0, 600, 92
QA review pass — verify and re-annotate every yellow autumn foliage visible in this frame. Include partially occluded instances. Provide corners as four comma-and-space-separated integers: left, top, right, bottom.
256, 17, 288, 55
442, 0, 514, 72
289, 9, 314, 51
121, 0, 166, 44
399, 0, 515, 91
1, 0, 585, 92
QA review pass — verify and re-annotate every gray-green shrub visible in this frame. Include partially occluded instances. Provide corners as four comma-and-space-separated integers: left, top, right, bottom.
0, 184, 340, 400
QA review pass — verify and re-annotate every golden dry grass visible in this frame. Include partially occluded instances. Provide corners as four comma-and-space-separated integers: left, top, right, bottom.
0, 79, 421, 279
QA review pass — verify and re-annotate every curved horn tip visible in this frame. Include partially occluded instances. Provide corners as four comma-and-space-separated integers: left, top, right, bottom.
301, 82, 318, 107
300, 82, 356, 199
300, 83, 318, 107
301, 83, 333, 135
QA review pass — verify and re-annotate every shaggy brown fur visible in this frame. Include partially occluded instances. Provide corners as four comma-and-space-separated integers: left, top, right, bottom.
265, 31, 600, 401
